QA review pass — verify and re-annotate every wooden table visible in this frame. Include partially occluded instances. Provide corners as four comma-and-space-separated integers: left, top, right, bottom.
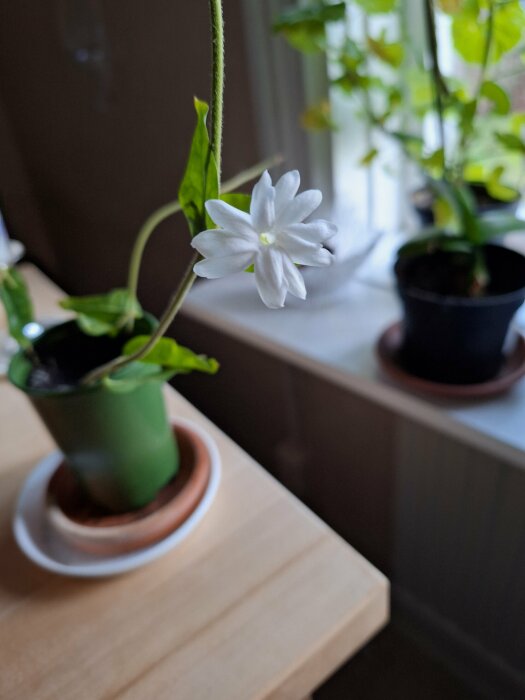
0, 266, 388, 700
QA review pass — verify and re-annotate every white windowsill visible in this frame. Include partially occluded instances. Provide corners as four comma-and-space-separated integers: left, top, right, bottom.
183, 254, 525, 469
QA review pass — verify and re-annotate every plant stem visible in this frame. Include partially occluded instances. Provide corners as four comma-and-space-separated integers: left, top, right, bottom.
125, 0, 225, 300
423, 0, 447, 177
459, 1, 494, 172
361, 11, 374, 233
478, 1, 494, 92
82, 0, 226, 386
126, 155, 279, 302
82, 255, 199, 385
127, 201, 183, 299
209, 0, 224, 183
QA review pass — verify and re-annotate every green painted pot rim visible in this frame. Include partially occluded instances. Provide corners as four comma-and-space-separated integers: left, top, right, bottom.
9, 315, 157, 399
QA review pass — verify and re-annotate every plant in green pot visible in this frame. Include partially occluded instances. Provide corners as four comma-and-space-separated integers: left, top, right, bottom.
1, 0, 336, 518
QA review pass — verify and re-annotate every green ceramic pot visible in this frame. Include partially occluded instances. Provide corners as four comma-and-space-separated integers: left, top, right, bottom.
9, 320, 179, 513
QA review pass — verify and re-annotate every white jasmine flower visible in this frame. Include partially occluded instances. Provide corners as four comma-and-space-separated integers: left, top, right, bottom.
191, 170, 336, 308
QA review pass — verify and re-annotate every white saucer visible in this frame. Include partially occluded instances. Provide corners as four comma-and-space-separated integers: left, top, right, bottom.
12, 417, 221, 578
0, 242, 30, 376
0, 330, 18, 375
8, 240, 25, 265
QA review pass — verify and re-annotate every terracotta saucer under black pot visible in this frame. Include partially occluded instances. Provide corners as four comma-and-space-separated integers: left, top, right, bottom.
377, 321, 525, 398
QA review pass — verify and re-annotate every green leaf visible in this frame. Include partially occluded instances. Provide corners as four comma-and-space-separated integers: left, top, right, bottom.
486, 165, 520, 202
389, 131, 423, 146
463, 162, 487, 183
333, 72, 381, 93
367, 35, 404, 67
479, 81, 510, 115
103, 362, 175, 394
220, 193, 251, 213
75, 315, 119, 336
458, 99, 476, 140
438, 238, 474, 254
437, 0, 462, 13
275, 22, 325, 53
123, 335, 219, 376
273, 2, 345, 53
398, 231, 472, 259
421, 148, 445, 175
339, 38, 365, 72
0, 267, 33, 348
494, 132, 525, 153
430, 179, 481, 243
355, 0, 397, 13
433, 196, 455, 229
510, 113, 525, 135
274, 1, 346, 27
451, 13, 485, 64
178, 98, 219, 236
406, 68, 434, 115
492, 1, 525, 62
452, 1, 525, 65
300, 100, 335, 130
60, 289, 142, 337
478, 214, 525, 240
359, 147, 379, 166
387, 86, 403, 111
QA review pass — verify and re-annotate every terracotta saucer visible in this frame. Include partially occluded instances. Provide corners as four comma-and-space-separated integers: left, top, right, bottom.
46, 422, 211, 556
376, 321, 525, 399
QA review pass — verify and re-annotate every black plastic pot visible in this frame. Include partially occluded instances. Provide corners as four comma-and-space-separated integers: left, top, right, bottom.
394, 244, 525, 384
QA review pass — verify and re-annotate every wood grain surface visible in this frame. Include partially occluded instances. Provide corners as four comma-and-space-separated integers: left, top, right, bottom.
0, 265, 388, 700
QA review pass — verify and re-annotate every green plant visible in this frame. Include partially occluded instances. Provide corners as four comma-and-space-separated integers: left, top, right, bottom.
275, 0, 525, 203
0, 0, 335, 392
397, 177, 525, 294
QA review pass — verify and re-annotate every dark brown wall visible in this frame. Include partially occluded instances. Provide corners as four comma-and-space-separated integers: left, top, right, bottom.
0, 1, 259, 305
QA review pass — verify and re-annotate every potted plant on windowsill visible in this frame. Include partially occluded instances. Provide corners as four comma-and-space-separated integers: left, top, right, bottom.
276, 0, 525, 387
394, 179, 525, 384
0, 0, 336, 518
392, 1, 525, 386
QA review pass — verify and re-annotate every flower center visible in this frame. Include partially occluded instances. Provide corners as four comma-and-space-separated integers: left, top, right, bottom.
259, 232, 276, 246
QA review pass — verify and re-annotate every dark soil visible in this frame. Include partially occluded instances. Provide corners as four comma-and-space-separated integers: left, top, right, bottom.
397, 252, 478, 297
28, 362, 80, 392
396, 245, 525, 299
26, 318, 152, 392
27, 327, 124, 391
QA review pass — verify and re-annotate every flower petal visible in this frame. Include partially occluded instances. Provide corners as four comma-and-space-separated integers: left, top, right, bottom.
281, 219, 337, 245
282, 253, 306, 299
273, 189, 322, 229
280, 233, 333, 267
191, 229, 257, 257
274, 170, 300, 218
205, 200, 256, 239
254, 247, 286, 308
193, 252, 254, 279
298, 247, 333, 267
250, 170, 275, 233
